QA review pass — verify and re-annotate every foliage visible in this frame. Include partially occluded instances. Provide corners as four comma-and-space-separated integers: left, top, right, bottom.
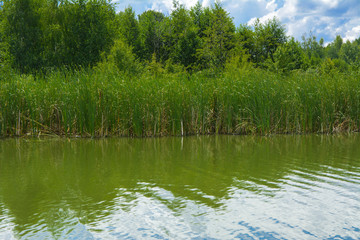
0, 0, 116, 73
1, 1, 359, 74
0, 35, 13, 77
339, 40, 360, 66
1, 0, 43, 73
326, 35, 343, 59
236, 24, 256, 58
138, 10, 167, 62
97, 39, 142, 76
196, 1, 235, 70
273, 38, 309, 72
252, 17, 287, 64
164, 58, 185, 74
146, 53, 164, 76
58, 0, 116, 68
168, 1, 200, 69
117, 7, 139, 46
190, 1, 211, 38
117, 6, 140, 56
301, 33, 324, 67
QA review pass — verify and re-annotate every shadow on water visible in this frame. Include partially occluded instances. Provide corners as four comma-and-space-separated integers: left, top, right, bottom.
0, 135, 359, 239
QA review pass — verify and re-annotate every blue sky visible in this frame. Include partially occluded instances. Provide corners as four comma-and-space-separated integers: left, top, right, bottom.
112, 0, 360, 44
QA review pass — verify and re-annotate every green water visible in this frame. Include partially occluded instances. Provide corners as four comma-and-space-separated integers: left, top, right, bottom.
0, 135, 359, 239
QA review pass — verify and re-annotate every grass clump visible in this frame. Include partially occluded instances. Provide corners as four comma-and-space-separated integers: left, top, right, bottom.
0, 68, 359, 137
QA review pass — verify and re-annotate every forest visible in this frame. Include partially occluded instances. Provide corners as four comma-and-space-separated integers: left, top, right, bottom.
1, 0, 360, 137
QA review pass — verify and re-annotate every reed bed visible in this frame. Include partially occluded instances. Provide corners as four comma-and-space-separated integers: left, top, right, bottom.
1, 69, 359, 137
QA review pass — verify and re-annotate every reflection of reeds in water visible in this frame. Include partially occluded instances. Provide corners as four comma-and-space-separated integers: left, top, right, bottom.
0, 69, 360, 137
0, 135, 359, 238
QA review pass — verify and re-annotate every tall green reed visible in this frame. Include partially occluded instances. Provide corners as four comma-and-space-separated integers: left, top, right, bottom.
1, 67, 359, 137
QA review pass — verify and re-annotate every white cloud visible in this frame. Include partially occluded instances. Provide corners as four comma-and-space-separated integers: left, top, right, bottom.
150, 0, 172, 12
150, 0, 200, 11
202, 0, 212, 7
242, 0, 360, 42
266, 0, 277, 12
318, 0, 340, 9
182, 0, 199, 8
343, 22, 360, 42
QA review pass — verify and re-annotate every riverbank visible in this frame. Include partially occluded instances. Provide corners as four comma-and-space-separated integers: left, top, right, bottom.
1, 69, 360, 137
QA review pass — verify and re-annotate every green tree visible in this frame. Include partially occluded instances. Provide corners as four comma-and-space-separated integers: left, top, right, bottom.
326, 35, 343, 59
39, 0, 64, 68
190, 1, 211, 38
236, 24, 255, 60
301, 32, 324, 67
168, 1, 200, 68
98, 39, 141, 75
355, 37, 360, 46
0, 36, 13, 76
1, 0, 44, 73
138, 10, 167, 62
273, 37, 308, 72
197, 1, 235, 69
339, 40, 360, 66
0, 4, 13, 74
252, 17, 287, 64
59, 0, 116, 68
117, 6, 140, 56
320, 57, 348, 73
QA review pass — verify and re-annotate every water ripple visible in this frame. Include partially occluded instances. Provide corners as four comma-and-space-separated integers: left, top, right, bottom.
1, 135, 360, 239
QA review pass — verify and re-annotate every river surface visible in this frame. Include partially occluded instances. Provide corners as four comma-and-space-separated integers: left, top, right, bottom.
0, 135, 359, 239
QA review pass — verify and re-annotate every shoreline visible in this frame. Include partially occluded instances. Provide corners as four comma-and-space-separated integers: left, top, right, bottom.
1, 130, 359, 140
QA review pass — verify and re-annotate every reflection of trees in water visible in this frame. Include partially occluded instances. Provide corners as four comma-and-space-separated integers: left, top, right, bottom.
0, 135, 359, 238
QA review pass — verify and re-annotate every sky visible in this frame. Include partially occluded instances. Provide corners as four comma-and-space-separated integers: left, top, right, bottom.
112, 0, 360, 44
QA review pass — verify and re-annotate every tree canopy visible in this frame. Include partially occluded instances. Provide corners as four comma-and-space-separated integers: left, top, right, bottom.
0, 0, 360, 74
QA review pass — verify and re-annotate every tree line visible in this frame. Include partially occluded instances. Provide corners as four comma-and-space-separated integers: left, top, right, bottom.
1, 0, 360, 75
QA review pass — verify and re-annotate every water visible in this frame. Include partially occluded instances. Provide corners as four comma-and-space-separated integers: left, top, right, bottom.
0, 135, 359, 240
